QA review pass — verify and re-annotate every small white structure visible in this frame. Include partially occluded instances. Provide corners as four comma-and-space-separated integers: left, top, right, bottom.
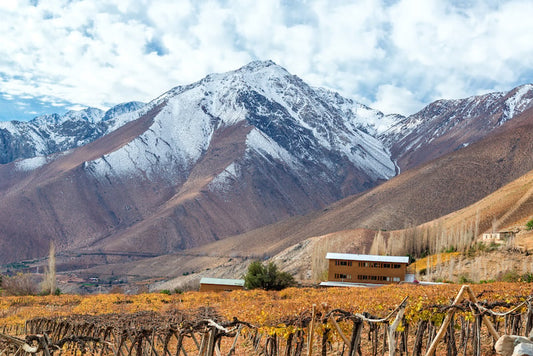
482, 231, 514, 245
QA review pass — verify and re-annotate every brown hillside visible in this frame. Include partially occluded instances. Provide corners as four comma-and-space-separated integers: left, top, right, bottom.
0, 105, 163, 262
98, 106, 533, 286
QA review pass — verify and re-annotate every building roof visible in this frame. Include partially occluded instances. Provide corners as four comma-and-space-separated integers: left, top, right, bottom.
199, 277, 245, 286
319, 281, 383, 288
325, 253, 409, 264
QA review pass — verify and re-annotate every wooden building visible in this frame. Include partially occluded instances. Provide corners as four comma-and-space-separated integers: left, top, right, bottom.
199, 277, 245, 292
324, 253, 409, 285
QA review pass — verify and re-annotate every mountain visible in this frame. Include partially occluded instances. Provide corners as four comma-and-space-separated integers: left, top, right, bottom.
0, 101, 144, 165
0, 61, 398, 264
125, 104, 533, 290
382, 84, 533, 171
1, 60, 533, 283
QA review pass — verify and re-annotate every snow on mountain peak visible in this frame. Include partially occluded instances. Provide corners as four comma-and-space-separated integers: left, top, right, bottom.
86, 61, 398, 186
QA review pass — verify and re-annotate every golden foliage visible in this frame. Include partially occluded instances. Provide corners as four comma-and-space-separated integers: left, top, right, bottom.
0, 283, 531, 332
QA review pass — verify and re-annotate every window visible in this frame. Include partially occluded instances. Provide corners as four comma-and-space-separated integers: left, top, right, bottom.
393, 264, 402, 269
334, 273, 348, 279
335, 260, 352, 266
393, 277, 401, 282
383, 263, 391, 268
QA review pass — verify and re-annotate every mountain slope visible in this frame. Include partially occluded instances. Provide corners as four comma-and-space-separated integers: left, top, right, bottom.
0, 61, 396, 264
382, 84, 533, 171
115, 105, 533, 289
0, 102, 144, 165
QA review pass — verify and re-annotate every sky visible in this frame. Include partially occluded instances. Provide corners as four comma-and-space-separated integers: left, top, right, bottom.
1, 0, 533, 121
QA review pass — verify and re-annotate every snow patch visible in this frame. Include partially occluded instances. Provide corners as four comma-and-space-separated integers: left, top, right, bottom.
503, 84, 533, 121
208, 162, 241, 193
246, 128, 299, 169
15, 156, 47, 171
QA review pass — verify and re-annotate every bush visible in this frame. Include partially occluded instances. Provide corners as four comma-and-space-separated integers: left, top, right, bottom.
458, 275, 473, 284
498, 270, 520, 282
244, 261, 296, 291
521, 273, 533, 283
1, 273, 39, 296
527, 218, 533, 230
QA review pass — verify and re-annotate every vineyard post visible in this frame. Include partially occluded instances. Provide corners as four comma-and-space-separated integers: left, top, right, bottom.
388, 300, 407, 356
227, 324, 242, 356
347, 319, 362, 356
320, 304, 330, 356
463, 285, 499, 340
198, 332, 207, 356
425, 285, 467, 356
425, 285, 500, 356
327, 315, 349, 346
307, 304, 316, 356
206, 326, 217, 356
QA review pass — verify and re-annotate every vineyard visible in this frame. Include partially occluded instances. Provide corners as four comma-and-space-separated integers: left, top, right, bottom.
1, 283, 533, 355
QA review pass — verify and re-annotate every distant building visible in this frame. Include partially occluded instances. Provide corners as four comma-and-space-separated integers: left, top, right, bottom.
322, 253, 409, 286
481, 231, 514, 244
199, 277, 245, 292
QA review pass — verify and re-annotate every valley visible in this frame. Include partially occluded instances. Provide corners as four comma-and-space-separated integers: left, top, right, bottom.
0, 61, 533, 293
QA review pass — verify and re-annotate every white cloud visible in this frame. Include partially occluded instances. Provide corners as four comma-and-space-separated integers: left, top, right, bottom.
372, 84, 424, 116
0, 0, 532, 120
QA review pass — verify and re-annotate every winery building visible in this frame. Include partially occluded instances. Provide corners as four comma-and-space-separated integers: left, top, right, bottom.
323, 253, 410, 285
199, 277, 245, 292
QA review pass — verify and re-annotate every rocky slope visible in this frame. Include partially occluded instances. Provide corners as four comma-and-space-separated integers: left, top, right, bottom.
1, 60, 532, 280
0, 61, 398, 264
0, 102, 144, 165
382, 84, 533, 171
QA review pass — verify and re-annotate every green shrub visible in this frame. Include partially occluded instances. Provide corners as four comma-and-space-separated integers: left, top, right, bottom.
458, 275, 473, 284
244, 261, 296, 291
527, 218, 533, 230
521, 273, 533, 283
160, 289, 171, 295
499, 270, 520, 282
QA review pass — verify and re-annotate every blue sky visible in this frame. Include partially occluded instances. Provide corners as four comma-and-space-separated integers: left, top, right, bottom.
1, 0, 533, 121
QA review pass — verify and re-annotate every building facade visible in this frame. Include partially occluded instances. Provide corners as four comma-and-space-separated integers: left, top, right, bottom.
199, 277, 245, 292
326, 253, 409, 284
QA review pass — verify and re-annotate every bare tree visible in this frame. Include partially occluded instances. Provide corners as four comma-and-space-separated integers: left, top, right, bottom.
41, 241, 57, 295
2, 273, 38, 296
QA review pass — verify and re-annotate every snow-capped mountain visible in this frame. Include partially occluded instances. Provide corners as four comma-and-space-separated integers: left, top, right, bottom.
0, 101, 144, 164
0, 60, 532, 268
85, 61, 396, 185
381, 84, 533, 170
0, 61, 400, 264
313, 87, 404, 136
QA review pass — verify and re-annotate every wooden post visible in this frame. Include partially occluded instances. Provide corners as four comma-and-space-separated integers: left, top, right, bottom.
206, 327, 217, 356
463, 285, 499, 341
425, 285, 500, 356
425, 285, 468, 356
197, 332, 207, 356
227, 325, 242, 356
328, 316, 350, 346
307, 304, 316, 356
348, 320, 362, 356
389, 304, 406, 356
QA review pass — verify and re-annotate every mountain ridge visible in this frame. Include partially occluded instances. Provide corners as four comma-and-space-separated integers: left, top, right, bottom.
1, 61, 533, 284
0, 61, 397, 264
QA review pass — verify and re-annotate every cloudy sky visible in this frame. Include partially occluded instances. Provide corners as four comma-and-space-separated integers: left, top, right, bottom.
1, 0, 533, 121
